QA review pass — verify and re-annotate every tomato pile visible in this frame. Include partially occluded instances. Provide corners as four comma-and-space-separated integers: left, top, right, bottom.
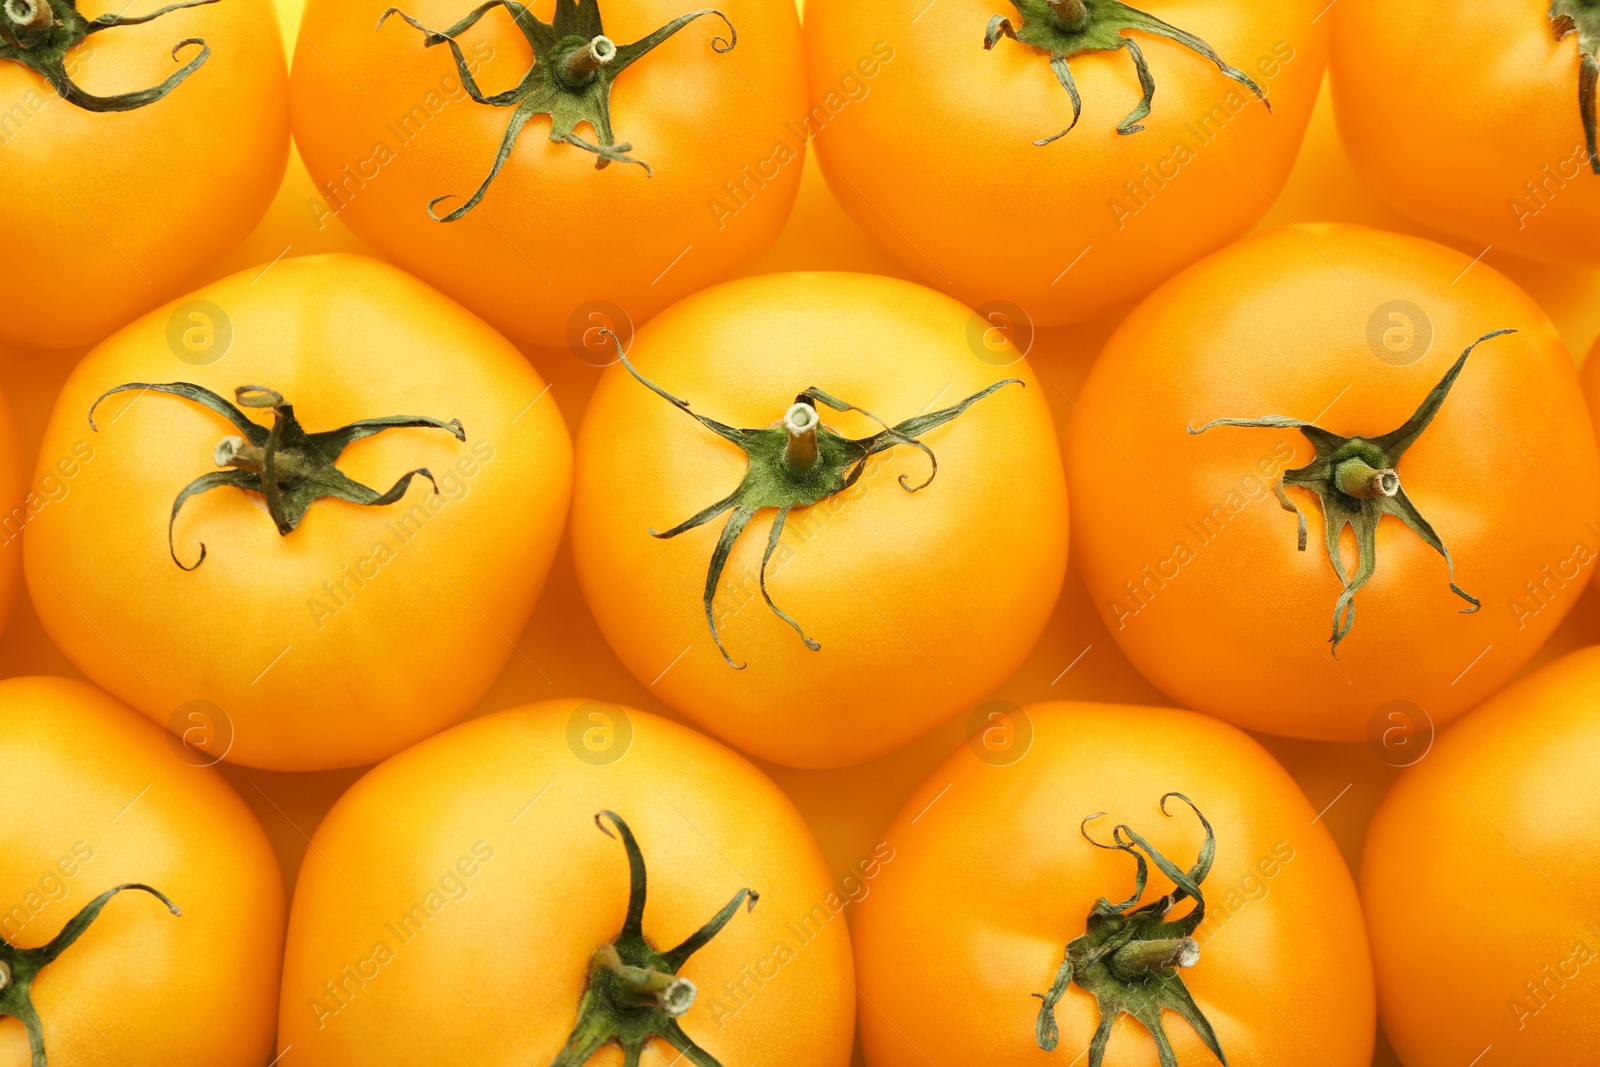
2, 1, 1599, 1065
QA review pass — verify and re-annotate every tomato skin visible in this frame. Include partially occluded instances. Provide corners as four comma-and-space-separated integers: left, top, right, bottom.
802, 0, 1327, 326
571, 271, 1069, 769
0, 389, 22, 641
278, 698, 855, 1066
1331, 0, 1600, 267
854, 700, 1374, 1067
1363, 646, 1600, 1066
23, 253, 572, 771
0, 676, 283, 1067
289, 0, 807, 347
1067, 223, 1600, 741
0, 0, 289, 350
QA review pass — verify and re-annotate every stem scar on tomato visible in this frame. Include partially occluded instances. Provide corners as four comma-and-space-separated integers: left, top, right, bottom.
1188, 328, 1515, 655
0, 0, 217, 112
87, 382, 466, 571
550, 811, 756, 1067
376, 0, 737, 221
1035, 794, 1221, 1067
1551, 0, 1600, 173
0, 883, 180, 1067
982, 0, 1269, 145
608, 334, 1022, 669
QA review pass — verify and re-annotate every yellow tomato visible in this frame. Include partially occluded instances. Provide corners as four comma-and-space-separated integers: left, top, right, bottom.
278, 699, 855, 1066
0, 676, 283, 1066
24, 254, 572, 771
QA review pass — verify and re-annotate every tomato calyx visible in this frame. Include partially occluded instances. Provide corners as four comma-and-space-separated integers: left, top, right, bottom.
610, 336, 1023, 668
0, 0, 217, 113
0, 883, 180, 1067
88, 381, 466, 571
982, 0, 1269, 145
550, 812, 757, 1067
377, 0, 737, 221
1188, 328, 1516, 656
1551, 0, 1600, 173
1035, 794, 1222, 1067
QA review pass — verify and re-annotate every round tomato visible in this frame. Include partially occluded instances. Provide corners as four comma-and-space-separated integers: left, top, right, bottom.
802, 0, 1327, 327
1332, 0, 1600, 267
0, 676, 282, 1066
0, 0, 288, 350
1363, 645, 1600, 1066
23, 253, 572, 771
854, 700, 1373, 1067
570, 271, 1069, 769
289, 0, 807, 347
1067, 223, 1600, 741
278, 698, 855, 1066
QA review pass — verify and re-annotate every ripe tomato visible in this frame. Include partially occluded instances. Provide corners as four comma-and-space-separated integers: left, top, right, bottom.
1363, 646, 1600, 1067
0, 676, 283, 1066
24, 253, 572, 771
1331, 0, 1600, 267
278, 698, 855, 1066
289, 0, 807, 347
801, 0, 1327, 327
0, 0, 289, 350
1067, 223, 1600, 741
854, 700, 1373, 1067
570, 271, 1069, 769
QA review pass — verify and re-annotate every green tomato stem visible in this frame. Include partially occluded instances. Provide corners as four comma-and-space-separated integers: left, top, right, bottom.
1047, 0, 1089, 31
591, 943, 697, 1017
782, 402, 820, 477
559, 33, 616, 86
1334, 456, 1399, 500
1107, 936, 1200, 982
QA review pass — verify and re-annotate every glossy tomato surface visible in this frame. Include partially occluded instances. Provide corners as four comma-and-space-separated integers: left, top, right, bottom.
854, 700, 1374, 1067
1068, 223, 1600, 741
290, 0, 807, 346
803, 0, 1327, 325
1363, 646, 1600, 1067
572, 271, 1069, 769
1332, 0, 1600, 266
0, 676, 283, 1066
0, 0, 288, 349
278, 698, 855, 1066
24, 254, 572, 771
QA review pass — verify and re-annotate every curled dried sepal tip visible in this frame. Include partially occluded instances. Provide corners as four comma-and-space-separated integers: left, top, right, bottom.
88, 381, 465, 570
610, 334, 1022, 668
1035, 793, 1224, 1067
984, 0, 1268, 145
378, 0, 736, 221
0, 0, 218, 112
1188, 328, 1515, 655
